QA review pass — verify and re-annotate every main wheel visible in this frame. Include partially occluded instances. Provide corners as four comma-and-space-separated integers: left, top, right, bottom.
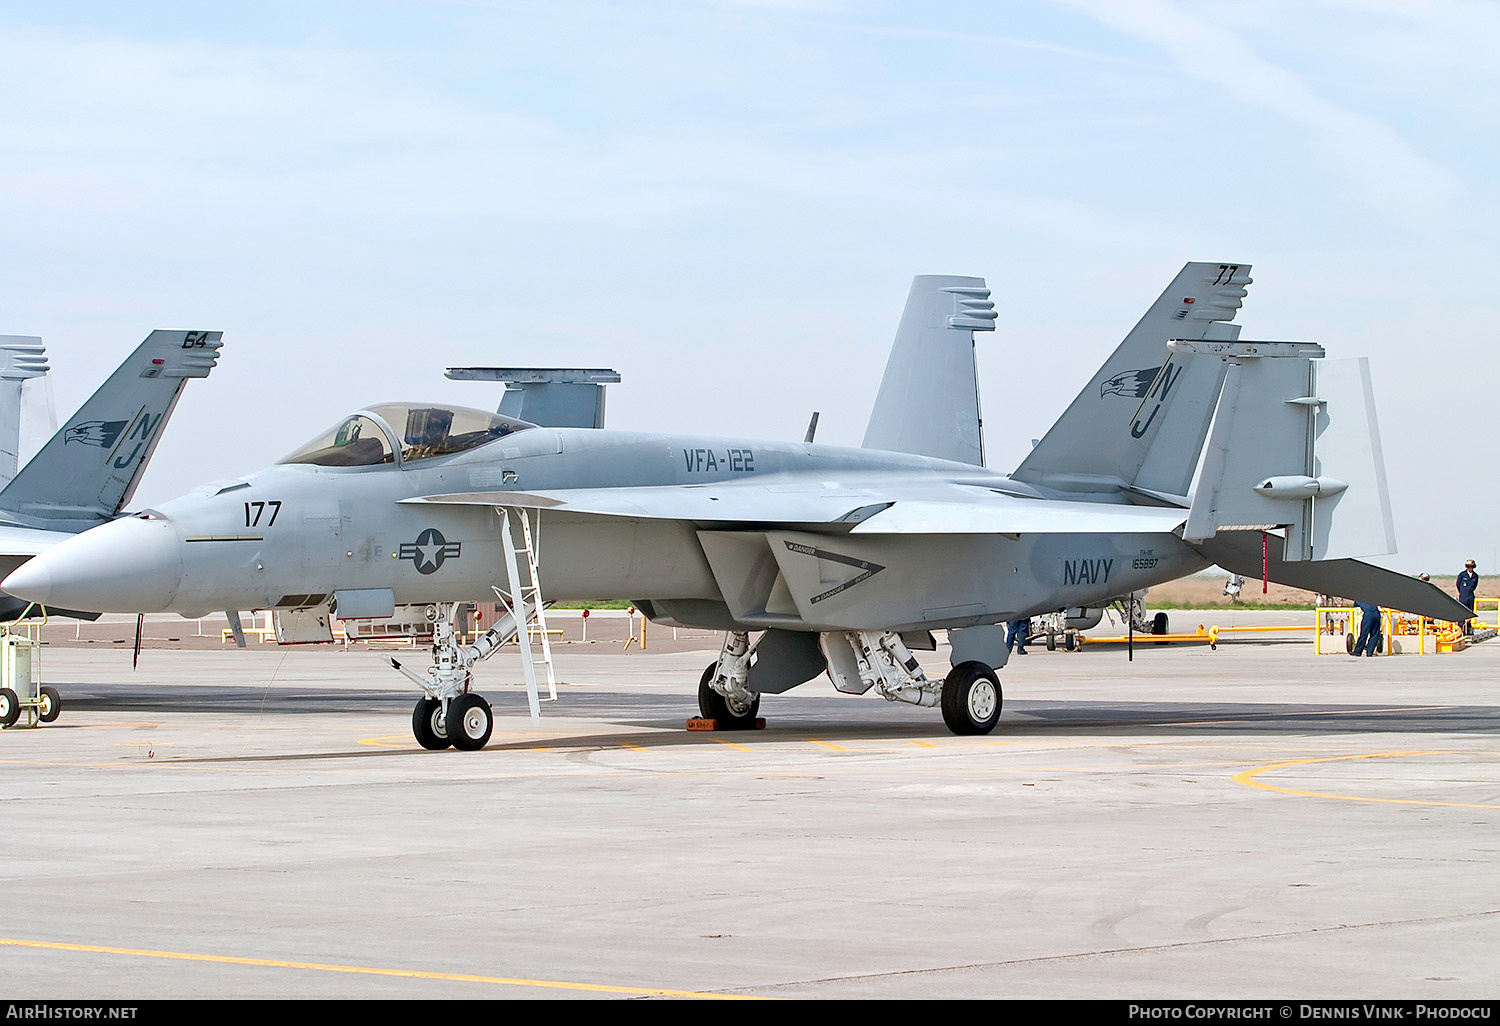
1045, 632, 1057, 651
940, 661, 1002, 736
697, 662, 760, 729
0, 688, 18, 728
412, 697, 451, 750
447, 693, 493, 751
37, 686, 61, 723
1151, 611, 1171, 644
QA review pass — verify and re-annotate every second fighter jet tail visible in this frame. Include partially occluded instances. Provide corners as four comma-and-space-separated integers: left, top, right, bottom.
0, 330, 223, 532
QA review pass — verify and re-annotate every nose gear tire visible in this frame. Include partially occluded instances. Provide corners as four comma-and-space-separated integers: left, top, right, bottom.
412, 697, 451, 750
447, 693, 494, 751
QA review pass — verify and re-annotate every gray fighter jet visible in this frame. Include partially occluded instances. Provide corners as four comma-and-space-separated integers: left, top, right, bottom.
0, 337, 51, 490
0, 330, 223, 619
2, 268, 1468, 750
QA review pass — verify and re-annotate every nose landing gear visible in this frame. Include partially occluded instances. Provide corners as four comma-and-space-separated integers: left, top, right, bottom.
391, 599, 529, 753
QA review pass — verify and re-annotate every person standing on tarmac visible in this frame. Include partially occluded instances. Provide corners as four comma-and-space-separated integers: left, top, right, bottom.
1458, 560, 1479, 636
1353, 600, 1383, 657
1006, 617, 1030, 656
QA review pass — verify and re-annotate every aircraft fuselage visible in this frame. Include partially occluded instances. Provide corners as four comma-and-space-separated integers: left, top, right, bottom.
5, 424, 1208, 629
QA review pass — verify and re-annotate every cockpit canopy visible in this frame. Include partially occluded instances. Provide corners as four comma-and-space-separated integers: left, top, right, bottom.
280, 403, 534, 468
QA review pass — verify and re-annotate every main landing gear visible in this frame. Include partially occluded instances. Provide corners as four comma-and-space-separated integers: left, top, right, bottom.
696, 631, 763, 729
820, 630, 1004, 736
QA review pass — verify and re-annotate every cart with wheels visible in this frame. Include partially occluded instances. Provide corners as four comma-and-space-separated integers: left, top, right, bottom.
0, 615, 57, 729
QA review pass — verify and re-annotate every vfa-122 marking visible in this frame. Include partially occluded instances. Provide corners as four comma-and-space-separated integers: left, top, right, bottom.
684, 448, 756, 473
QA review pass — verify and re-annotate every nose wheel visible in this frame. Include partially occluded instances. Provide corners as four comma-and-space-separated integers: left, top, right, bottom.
447, 694, 494, 751
412, 697, 450, 750
410, 694, 495, 751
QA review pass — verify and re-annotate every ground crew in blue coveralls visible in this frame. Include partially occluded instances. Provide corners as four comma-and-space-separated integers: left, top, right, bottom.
1353, 600, 1382, 657
1006, 617, 1030, 656
1457, 560, 1479, 636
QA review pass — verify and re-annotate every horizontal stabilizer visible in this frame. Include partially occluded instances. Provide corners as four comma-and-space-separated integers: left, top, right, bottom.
863, 275, 994, 467
1191, 533, 1474, 622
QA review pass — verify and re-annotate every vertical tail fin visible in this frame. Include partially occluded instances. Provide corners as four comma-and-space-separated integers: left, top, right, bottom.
862, 275, 996, 467
0, 330, 223, 529
1011, 262, 1252, 499
0, 337, 48, 488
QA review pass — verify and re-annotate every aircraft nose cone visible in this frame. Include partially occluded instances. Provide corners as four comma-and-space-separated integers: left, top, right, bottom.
2, 516, 183, 612
3, 559, 52, 605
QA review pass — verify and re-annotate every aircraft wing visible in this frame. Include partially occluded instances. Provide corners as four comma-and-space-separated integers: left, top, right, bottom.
0, 523, 71, 557
402, 485, 1187, 535
848, 500, 1185, 535
0, 523, 105, 620
404, 486, 894, 525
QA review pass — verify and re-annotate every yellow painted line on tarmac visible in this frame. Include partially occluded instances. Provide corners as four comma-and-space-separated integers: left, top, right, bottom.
908, 740, 937, 748
712, 737, 753, 752
0, 937, 765, 999
358, 734, 412, 748
1231, 750, 1500, 809
807, 739, 847, 751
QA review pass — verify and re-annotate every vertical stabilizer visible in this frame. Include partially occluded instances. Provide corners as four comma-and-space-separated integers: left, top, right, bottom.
1011, 262, 1251, 498
0, 337, 48, 488
0, 330, 222, 529
862, 275, 995, 466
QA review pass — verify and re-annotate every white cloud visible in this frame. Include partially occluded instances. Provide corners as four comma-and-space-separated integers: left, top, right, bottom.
1058, 0, 1465, 234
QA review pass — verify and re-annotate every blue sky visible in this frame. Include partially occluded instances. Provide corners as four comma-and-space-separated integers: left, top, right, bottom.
2, 0, 1495, 573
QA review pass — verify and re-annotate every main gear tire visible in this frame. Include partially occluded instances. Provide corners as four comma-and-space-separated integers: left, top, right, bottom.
697, 662, 760, 729
940, 661, 1002, 736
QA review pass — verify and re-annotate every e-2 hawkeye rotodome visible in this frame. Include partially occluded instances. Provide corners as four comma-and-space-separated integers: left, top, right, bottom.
1, 264, 1469, 750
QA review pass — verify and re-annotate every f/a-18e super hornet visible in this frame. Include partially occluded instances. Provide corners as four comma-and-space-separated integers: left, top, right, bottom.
2, 265, 1470, 750
0, 336, 52, 491
0, 330, 222, 621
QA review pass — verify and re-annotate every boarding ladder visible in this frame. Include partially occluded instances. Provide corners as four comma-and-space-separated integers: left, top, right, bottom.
494, 507, 557, 703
